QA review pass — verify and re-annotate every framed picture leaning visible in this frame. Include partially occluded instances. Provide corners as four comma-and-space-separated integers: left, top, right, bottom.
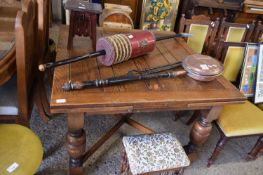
239, 43, 259, 97
255, 44, 263, 103
140, 0, 180, 31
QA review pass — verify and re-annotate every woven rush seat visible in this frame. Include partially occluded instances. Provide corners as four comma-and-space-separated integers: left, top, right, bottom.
121, 133, 190, 175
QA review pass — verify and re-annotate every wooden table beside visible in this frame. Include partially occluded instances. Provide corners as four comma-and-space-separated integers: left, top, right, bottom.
51, 26, 246, 175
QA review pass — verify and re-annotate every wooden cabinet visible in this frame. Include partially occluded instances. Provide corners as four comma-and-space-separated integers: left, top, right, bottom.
102, 0, 143, 28
179, 0, 262, 24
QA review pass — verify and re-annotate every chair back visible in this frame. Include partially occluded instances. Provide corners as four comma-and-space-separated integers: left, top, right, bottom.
218, 18, 255, 43
36, 0, 50, 63
15, 0, 38, 125
253, 21, 263, 43
216, 41, 246, 82
179, 14, 219, 54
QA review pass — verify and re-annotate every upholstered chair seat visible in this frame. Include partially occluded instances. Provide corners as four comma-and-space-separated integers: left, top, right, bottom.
0, 77, 18, 115
121, 133, 190, 175
0, 124, 43, 175
218, 100, 263, 137
257, 103, 263, 110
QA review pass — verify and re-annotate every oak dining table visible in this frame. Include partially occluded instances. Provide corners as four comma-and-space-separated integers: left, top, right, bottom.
50, 25, 246, 175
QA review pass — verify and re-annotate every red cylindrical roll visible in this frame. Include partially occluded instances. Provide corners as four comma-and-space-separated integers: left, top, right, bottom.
125, 31, 156, 58
96, 31, 156, 66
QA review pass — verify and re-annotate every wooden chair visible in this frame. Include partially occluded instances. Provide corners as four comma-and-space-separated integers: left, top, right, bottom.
179, 14, 220, 55
217, 18, 255, 43
0, 0, 39, 126
179, 41, 263, 166
206, 41, 263, 167
0, 6, 19, 85
253, 21, 263, 43
34, 0, 53, 122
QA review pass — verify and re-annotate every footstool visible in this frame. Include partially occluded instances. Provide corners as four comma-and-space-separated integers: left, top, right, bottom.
120, 133, 190, 175
65, 0, 102, 50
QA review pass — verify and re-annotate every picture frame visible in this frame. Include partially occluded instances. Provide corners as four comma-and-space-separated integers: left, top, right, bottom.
254, 44, 263, 103
140, 0, 180, 31
239, 43, 259, 97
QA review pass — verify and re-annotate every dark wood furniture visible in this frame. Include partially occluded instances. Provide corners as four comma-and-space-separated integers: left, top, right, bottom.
34, 0, 52, 123
0, 0, 50, 126
65, 0, 102, 50
179, 14, 220, 55
247, 136, 263, 160
0, 6, 18, 85
0, 0, 38, 126
204, 41, 263, 167
178, 0, 263, 25
0, 36, 16, 86
244, 0, 263, 15
51, 26, 245, 174
217, 17, 255, 42
180, 0, 243, 22
253, 21, 263, 42
212, 18, 255, 55
215, 41, 247, 61
207, 102, 263, 167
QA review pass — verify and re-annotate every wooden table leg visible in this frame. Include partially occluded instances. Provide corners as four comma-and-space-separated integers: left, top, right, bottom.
67, 113, 86, 175
184, 106, 222, 160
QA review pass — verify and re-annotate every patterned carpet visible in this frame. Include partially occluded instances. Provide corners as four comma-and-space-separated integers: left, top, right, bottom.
30, 108, 263, 175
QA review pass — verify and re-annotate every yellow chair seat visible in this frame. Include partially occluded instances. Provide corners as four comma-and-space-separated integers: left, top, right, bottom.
218, 100, 263, 137
257, 103, 263, 110
0, 124, 43, 175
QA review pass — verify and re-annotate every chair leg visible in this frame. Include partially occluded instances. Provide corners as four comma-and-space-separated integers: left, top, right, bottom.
186, 110, 199, 125
174, 111, 182, 121
207, 134, 228, 167
246, 136, 263, 161
34, 78, 51, 123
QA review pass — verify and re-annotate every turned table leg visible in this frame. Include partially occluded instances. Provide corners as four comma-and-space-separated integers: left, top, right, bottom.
184, 106, 222, 159
67, 113, 86, 175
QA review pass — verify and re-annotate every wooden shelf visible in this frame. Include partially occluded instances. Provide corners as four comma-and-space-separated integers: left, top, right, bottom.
196, 0, 243, 11
244, 0, 263, 14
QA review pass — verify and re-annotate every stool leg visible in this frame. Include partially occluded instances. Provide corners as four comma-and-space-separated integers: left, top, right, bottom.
90, 14, 97, 51
207, 134, 228, 167
67, 11, 75, 50
177, 168, 184, 175
120, 152, 126, 174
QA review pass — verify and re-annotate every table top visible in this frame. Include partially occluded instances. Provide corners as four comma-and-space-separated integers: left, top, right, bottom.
50, 26, 245, 114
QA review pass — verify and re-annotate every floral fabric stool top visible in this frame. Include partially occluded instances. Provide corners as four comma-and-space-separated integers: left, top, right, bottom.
120, 133, 190, 175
